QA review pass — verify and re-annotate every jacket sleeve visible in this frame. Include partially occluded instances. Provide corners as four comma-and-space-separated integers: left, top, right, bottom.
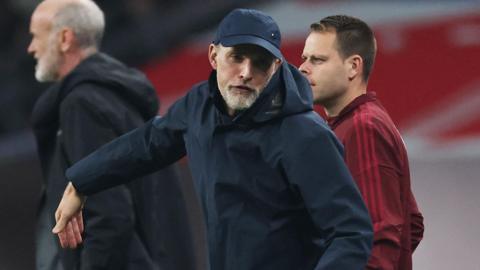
281, 116, 373, 270
409, 191, 424, 252
342, 119, 421, 269
65, 92, 190, 196
60, 87, 139, 269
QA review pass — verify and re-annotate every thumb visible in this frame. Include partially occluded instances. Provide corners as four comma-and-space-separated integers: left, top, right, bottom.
52, 214, 67, 234
52, 211, 67, 234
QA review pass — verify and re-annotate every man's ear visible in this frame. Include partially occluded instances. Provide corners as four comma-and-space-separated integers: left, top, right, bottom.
59, 27, 75, 53
208, 44, 218, 70
346, 54, 363, 81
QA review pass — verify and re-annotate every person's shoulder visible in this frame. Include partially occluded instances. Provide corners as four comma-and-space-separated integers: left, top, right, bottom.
179, 80, 207, 98
348, 102, 402, 146
353, 102, 394, 129
60, 82, 123, 116
162, 80, 211, 118
282, 111, 328, 129
280, 111, 333, 139
188, 80, 209, 94
178, 80, 212, 107
64, 82, 117, 103
278, 111, 343, 158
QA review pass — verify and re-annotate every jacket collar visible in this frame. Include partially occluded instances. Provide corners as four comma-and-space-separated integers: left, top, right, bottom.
327, 91, 377, 129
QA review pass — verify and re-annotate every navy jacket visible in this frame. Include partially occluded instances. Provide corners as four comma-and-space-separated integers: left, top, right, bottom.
32, 53, 198, 270
67, 62, 373, 270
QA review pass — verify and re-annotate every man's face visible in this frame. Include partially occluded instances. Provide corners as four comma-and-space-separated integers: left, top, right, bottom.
27, 7, 62, 82
299, 31, 349, 106
209, 44, 280, 112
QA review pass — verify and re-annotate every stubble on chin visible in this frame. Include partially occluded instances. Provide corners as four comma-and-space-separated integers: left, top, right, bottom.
34, 54, 60, 82
222, 87, 259, 111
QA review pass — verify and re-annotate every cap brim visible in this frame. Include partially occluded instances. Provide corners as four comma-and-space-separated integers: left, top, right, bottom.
218, 35, 283, 60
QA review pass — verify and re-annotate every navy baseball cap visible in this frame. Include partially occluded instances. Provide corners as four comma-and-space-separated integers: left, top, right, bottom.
213, 9, 283, 59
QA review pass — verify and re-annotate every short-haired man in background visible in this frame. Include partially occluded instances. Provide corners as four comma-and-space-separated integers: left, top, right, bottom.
28, 0, 196, 269
299, 15, 424, 270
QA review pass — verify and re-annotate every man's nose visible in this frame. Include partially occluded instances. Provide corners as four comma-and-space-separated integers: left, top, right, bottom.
27, 40, 35, 55
239, 59, 254, 80
299, 61, 309, 75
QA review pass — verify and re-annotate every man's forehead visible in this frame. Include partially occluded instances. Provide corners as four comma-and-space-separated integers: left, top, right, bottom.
31, 0, 65, 33
32, 0, 71, 23
31, 10, 52, 32
32, 2, 55, 22
305, 32, 338, 51
309, 31, 338, 45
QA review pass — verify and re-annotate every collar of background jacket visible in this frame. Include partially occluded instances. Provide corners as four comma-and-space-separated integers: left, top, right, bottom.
327, 91, 377, 130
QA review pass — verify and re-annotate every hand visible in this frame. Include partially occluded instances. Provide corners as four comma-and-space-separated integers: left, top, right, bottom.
52, 182, 86, 248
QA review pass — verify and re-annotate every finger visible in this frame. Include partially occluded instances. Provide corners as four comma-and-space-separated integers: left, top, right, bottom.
71, 217, 83, 244
77, 212, 84, 233
58, 230, 68, 248
66, 222, 77, 248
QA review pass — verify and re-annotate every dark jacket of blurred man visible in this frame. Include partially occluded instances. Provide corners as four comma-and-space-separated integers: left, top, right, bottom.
300, 15, 424, 270
28, 0, 199, 269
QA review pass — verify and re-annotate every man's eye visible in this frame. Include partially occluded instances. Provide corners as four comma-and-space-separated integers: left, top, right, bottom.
231, 54, 243, 61
312, 58, 325, 64
252, 58, 272, 72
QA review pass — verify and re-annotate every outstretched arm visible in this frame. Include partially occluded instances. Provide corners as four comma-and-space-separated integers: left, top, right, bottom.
51, 92, 191, 248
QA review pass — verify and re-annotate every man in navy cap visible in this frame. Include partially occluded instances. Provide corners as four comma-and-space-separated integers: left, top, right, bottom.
52, 9, 373, 270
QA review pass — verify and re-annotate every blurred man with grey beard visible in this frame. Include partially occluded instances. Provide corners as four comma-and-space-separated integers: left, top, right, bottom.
28, 0, 198, 269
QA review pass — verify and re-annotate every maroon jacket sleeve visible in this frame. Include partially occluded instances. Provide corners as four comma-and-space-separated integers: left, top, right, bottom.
409, 191, 424, 252
343, 118, 408, 270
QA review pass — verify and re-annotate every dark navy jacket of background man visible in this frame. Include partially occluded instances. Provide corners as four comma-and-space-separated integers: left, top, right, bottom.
66, 60, 374, 269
